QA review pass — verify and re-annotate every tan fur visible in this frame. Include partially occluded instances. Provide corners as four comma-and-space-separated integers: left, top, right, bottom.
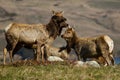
3, 10, 68, 65
45, 44, 69, 59
61, 27, 114, 66
5, 23, 13, 32
104, 35, 114, 53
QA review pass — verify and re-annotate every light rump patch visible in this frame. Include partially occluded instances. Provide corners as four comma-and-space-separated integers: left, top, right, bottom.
104, 35, 114, 53
5, 23, 13, 32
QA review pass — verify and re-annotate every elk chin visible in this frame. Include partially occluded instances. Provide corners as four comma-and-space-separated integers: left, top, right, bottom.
60, 23, 69, 28
64, 37, 71, 41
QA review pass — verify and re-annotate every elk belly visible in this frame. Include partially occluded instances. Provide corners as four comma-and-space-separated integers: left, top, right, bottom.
19, 30, 39, 43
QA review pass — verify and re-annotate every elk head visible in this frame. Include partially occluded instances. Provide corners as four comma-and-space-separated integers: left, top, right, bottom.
51, 10, 68, 35
61, 27, 75, 41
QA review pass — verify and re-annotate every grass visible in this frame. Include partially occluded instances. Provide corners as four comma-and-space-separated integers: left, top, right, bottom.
0, 61, 120, 80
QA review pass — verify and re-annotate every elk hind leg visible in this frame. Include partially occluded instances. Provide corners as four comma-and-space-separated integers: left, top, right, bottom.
109, 54, 114, 65
3, 47, 7, 65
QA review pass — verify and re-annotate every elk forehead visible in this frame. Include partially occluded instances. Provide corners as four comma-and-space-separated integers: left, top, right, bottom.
66, 27, 74, 32
52, 15, 67, 22
52, 10, 64, 16
55, 12, 63, 16
52, 11, 66, 21
61, 28, 74, 40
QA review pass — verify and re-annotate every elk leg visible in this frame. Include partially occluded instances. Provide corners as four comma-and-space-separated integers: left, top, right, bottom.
96, 56, 107, 66
43, 45, 48, 61
102, 51, 111, 66
36, 44, 41, 62
41, 46, 45, 62
33, 49, 37, 60
82, 57, 87, 62
75, 47, 82, 61
12, 43, 23, 57
9, 41, 18, 64
75, 51, 81, 61
3, 48, 7, 65
109, 54, 114, 65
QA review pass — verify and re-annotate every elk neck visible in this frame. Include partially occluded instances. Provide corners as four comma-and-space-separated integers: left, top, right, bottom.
67, 31, 79, 49
46, 19, 60, 39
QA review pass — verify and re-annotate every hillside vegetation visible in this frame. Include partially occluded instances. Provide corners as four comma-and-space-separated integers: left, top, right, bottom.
0, 62, 120, 80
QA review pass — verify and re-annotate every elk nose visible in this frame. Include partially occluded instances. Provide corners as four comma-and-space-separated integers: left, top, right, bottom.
61, 34, 64, 38
66, 24, 69, 27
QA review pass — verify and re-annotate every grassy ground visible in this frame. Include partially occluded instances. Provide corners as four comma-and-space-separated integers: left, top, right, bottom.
0, 61, 120, 80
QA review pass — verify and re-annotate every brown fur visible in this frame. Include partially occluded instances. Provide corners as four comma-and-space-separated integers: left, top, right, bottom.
44, 44, 69, 59
3, 10, 68, 65
61, 27, 114, 66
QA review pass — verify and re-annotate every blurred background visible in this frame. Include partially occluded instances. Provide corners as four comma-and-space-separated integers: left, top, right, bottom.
0, 0, 120, 64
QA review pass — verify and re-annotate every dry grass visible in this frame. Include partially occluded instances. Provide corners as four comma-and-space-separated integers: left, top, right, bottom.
0, 60, 120, 80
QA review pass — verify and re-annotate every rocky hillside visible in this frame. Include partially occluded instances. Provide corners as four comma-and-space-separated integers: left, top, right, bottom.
0, 0, 120, 57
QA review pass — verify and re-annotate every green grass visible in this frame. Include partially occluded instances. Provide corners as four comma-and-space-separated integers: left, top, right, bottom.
0, 62, 120, 80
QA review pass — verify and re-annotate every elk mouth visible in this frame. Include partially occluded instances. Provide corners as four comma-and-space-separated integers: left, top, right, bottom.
60, 23, 68, 28
61, 35, 71, 41
64, 37, 71, 41
58, 24, 68, 36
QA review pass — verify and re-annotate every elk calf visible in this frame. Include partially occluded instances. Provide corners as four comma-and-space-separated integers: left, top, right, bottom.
44, 44, 69, 60
61, 27, 114, 66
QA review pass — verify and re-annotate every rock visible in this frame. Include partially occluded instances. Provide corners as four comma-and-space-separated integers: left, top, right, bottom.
85, 61, 100, 68
74, 61, 100, 68
47, 56, 64, 62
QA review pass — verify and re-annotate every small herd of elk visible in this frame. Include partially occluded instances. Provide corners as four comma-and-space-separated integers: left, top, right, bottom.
3, 10, 114, 66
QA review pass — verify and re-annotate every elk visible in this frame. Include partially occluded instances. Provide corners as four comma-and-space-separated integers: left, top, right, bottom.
61, 27, 114, 66
44, 44, 69, 59
3, 10, 68, 65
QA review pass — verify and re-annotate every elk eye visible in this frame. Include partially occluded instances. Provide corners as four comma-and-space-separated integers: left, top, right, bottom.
64, 18, 67, 21
67, 32, 70, 34
52, 16, 58, 19
61, 18, 66, 22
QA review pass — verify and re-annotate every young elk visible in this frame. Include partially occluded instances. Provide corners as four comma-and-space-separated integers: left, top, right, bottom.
44, 44, 69, 60
3, 10, 68, 65
61, 27, 114, 66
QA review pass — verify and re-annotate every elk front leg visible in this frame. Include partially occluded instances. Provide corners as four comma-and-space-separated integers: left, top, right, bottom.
41, 46, 45, 62
75, 46, 82, 61
9, 41, 18, 64
36, 44, 41, 62
43, 45, 48, 61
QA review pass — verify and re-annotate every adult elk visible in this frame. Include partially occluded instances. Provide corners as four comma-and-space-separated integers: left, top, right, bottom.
61, 27, 114, 66
3, 10, 68, 65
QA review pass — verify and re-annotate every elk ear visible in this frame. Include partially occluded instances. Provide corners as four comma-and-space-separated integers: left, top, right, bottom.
68, 26, 74, 31
72, 25, 76, 30
68, 25, 74, 31
60, 11, 64, 14
71, 28, 75, 31
68, 27, 73, 31
52, 10, 56, 15
68, 25, 71, 28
